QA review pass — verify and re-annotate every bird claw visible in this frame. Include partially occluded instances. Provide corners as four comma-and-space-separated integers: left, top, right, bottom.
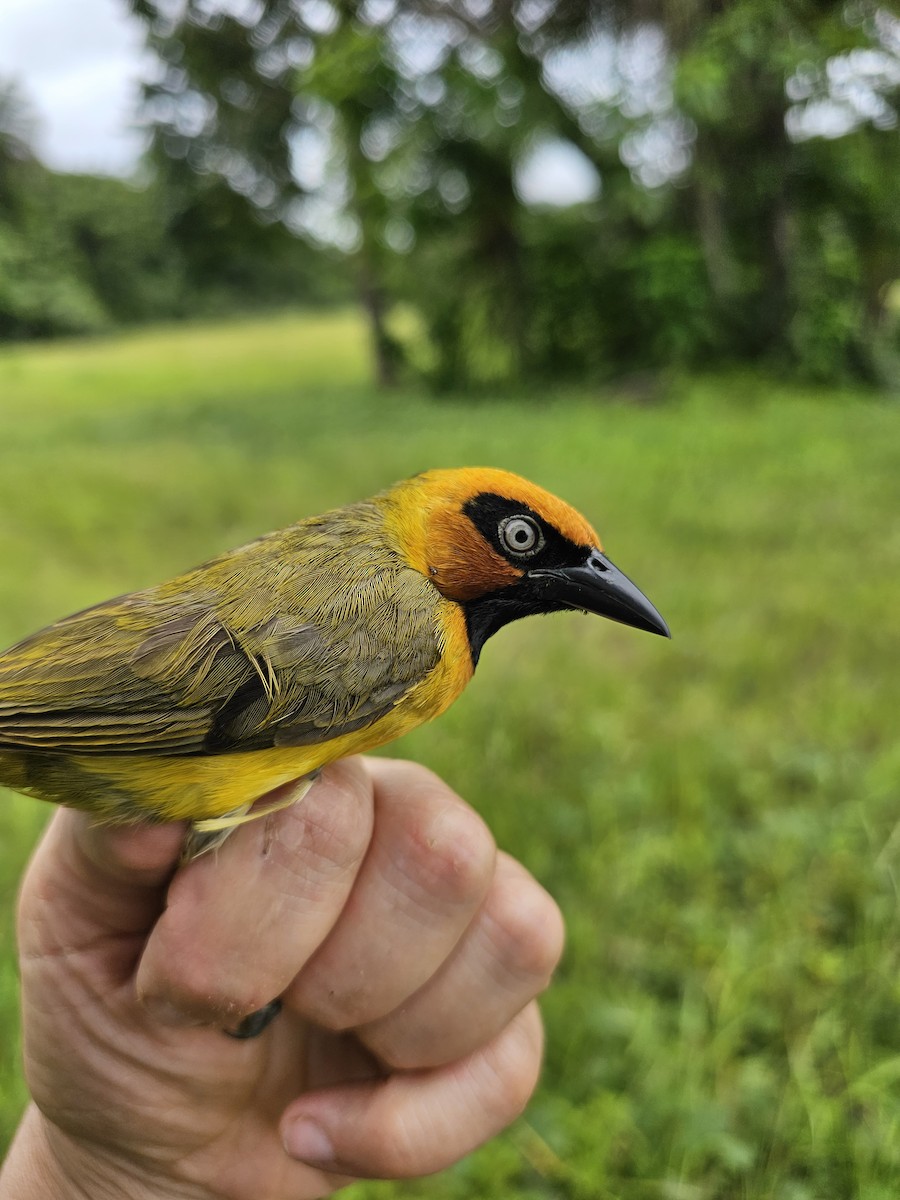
180, 774, 317, 862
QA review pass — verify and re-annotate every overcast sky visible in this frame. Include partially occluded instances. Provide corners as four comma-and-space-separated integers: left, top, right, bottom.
1, 0, 154, 175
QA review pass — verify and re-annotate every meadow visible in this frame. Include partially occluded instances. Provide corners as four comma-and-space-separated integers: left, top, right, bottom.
1, 310, 900, 1199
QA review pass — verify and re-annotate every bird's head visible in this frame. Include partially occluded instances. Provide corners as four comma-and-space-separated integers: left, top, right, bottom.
383, 468, 669, 664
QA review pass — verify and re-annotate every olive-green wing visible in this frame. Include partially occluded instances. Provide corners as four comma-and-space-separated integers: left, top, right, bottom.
0, 512, 442, 756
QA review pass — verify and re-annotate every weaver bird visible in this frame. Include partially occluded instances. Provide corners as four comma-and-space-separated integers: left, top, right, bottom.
0, 468, 668, 859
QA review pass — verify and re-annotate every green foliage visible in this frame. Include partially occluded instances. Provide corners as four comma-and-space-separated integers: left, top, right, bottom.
0, 158, 350, 341
0, 215, 108, 339
32, 171, 183, 325
403, 207, 719, 390
130, 0, 300, 217
0, 102, 111, 338
785, 210, 865, 383
408, 3, 891, 383
2, 311, 900, 1196
3, 4, 898, 382
666, 0, 899, 381
0, 68, 351, 342
156, 173, 353, 317
0, 164, 186, 339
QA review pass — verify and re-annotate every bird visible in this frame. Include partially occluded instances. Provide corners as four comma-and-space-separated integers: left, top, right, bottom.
0, 467, 669, 859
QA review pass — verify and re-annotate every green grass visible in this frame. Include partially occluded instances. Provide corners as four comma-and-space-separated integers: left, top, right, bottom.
2, 310, 900, 1198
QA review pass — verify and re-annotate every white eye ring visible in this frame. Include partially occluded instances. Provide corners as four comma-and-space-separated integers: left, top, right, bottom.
499, 515, 544, 557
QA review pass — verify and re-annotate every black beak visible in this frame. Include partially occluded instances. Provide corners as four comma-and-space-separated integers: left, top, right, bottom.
530, 550, 671, 638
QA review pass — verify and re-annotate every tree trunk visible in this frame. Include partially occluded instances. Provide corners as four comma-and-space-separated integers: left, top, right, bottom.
356, 252, 398, 388
343, 101, 402, 389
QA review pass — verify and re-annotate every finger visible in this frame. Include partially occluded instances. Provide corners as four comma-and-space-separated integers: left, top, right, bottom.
136, 760, 374, 1027
358, 852, 564, 1069
280, 1001, 544, 1179
17, 810, 184, 972
285, 759, 496, 1031
14, 812, 185, 1036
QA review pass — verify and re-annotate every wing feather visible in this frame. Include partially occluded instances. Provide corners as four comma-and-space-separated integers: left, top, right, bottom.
0, 503, 442, 756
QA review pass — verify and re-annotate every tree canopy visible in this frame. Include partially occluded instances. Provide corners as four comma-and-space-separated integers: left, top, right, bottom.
0, 73, 347, 342
126, 0, 899, 386
3, 2, 898, 387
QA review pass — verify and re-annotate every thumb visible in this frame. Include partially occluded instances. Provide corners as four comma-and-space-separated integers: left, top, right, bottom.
18, 809, 185, 976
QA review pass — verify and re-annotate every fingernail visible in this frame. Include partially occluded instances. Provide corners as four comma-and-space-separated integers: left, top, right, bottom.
283, 1117, 335, 1166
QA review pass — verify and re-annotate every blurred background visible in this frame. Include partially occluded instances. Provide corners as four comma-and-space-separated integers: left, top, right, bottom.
3, 0, 900, 384
2, 2, 900, 1197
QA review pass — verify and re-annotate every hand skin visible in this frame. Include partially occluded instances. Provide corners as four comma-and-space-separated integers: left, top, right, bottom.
0, 758, 564, 1200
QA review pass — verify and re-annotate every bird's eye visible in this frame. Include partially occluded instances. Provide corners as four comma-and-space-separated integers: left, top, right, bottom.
498, 515, 544, 557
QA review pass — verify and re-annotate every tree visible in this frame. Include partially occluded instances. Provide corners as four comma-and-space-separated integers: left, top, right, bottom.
129, 1, 352, 332
0, 82, 36, 214
0, 82, 110, 340
128, 1, 900, 386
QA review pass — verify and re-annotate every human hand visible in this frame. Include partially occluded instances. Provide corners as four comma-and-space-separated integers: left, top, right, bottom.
0, 758, 564, 1200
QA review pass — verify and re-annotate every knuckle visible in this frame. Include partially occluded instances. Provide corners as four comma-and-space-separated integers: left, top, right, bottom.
359, 1032, 420, 1074
142, 956, 261, 1025
148, 953, 214, 1016
371, 758, 446, 794
302, 805, 368, 877
297, 981, 375, 1033
499, 1051, 541, 1123
488, 873, 565, 987
322, 756, 374, 808
485, 1009, 544, 1124
407, 801, 496, 910
281, 774, 371, 882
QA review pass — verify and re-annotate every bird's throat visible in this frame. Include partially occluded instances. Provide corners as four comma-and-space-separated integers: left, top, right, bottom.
462, 583, 562, 667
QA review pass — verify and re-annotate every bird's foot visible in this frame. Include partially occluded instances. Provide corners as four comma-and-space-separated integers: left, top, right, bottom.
181, 774, 317, 862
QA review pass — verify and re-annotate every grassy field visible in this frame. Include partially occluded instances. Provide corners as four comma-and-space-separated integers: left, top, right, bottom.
2, 310, 900, 1198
